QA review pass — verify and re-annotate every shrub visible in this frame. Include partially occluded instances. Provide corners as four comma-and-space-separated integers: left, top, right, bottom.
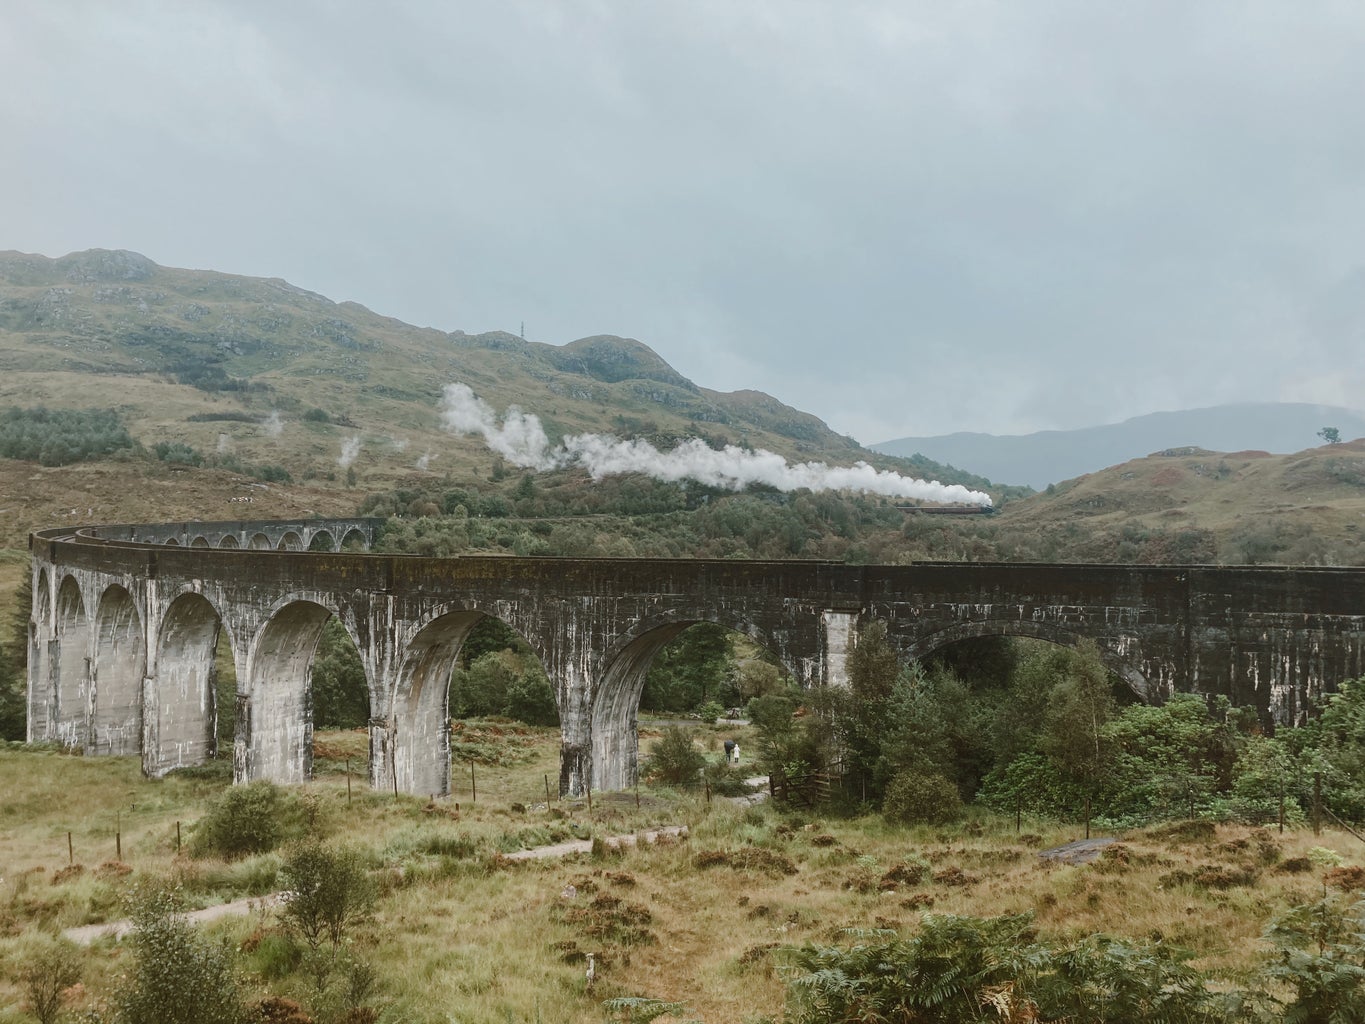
14, 937, 82, 1024
280, 839, 376, 955
644, 726, 707, 787
190, 781, 286, 859
113, 887, 248, 1024
696, 700, 725, 723
780, 912, 1226, 1024
883, 770, 963, 825
703, 760, 754, 797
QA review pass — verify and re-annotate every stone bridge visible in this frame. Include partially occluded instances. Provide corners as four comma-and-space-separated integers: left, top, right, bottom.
26, 518, 1365, 797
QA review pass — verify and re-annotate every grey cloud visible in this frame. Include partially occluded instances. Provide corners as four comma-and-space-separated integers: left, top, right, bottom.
5, 1, 1365, 441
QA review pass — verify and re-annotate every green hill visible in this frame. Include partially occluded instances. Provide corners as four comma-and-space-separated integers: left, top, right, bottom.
0, 247, 979, 486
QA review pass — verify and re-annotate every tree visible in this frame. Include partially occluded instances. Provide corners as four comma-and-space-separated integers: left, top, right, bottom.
1303, 676, 1365, 820
1040, 640, 1115, 790
280, 840, 376, 959
15, 937, 82, 1024
0, 637, 24, 741
641, 624, 734, 712
0, 569, 30, 739
1319, 426, 1343, 445
310, 618, 369, 729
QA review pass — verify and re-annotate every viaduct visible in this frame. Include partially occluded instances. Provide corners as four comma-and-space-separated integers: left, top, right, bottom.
25, 517, 1365, 797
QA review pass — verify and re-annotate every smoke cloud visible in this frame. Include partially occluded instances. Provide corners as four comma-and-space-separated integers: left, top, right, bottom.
261, 410, 284, 437
439, 383, 991, 505
415, 452, 436, 471
216, 433, 232, 455
338, 435, 362, 468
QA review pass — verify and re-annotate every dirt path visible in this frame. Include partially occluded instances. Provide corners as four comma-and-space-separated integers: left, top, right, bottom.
64, 826, 689, 944
1038, 837, 1117, 865
65, 893, 284, 945
65, 777, 769, 945
501, 825, 688, 861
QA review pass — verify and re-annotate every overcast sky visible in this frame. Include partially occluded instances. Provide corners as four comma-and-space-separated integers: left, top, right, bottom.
5, 1, 1365, 443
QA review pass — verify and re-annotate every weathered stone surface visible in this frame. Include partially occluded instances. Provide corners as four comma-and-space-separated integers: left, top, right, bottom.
28, 518, 1365, 797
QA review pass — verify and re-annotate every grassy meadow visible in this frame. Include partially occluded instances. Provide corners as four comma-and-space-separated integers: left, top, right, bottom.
0, 719, 1361, 1023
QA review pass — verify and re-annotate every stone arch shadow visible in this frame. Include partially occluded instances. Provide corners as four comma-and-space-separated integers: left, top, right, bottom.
238, 594, 369, 786
92, 584, 145, 756
53, 575, 90, 748
901, 620, 1157, 704
387, 602, 553, 798
27, 570, 54, 742
589, 611, 800, 794
148, 590, 230, 776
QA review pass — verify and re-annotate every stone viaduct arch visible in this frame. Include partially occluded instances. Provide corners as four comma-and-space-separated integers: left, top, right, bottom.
26, 519, 1365, 797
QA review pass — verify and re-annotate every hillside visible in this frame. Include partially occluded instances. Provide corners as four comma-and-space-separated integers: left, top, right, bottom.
0, 248, 1010, 607
970, 440, 1365, 565
0, 248, 920, 487
875, 403, 1365, 489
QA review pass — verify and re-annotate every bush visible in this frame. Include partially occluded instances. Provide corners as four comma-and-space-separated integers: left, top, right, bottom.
190, 781, 287, 859
696, 700, 725, 723
153, 440, 204, 466
14, 936, 82, 1024
113, 887, 248, 1024
883, 770, 963, 825
280, 839, 376, 955
645, 726, 707, 787
781, 912, 1227, 1024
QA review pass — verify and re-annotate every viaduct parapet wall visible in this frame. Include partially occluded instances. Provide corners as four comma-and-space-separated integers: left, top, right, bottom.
27, 519, 1365, 797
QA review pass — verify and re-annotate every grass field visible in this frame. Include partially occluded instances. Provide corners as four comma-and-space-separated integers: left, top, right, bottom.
0, 720, 1361, 1023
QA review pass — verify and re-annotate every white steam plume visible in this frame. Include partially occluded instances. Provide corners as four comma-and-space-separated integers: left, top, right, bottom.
338, 435, 362, 468
216, 433, 232, 455
391, 437, 410, 452
261, 411, 284, 437
416, 452, 436, 471
439, 383, 991, 505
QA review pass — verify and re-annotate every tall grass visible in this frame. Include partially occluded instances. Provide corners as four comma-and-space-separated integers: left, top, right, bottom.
0, 727, 1361, 1022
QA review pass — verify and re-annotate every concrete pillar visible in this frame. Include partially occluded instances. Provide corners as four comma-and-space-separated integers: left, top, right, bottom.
53, 580, 92, 749
244, 602, 329, 785
232, 693, 252, 784
368, 716, 394, 794
386, 610, 480, 797
559, 675, 593, 797
91, 587, 144, 756
588, 625, 687, 794
147, 594, 220, 777
821, 610, 859, 688
25, 633, 55, 744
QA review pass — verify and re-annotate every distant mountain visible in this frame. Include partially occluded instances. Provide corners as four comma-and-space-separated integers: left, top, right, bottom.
873, 404, 1365, 489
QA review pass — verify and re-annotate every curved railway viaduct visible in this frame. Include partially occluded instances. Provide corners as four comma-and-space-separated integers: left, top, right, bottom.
26, 518, 1365, 797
